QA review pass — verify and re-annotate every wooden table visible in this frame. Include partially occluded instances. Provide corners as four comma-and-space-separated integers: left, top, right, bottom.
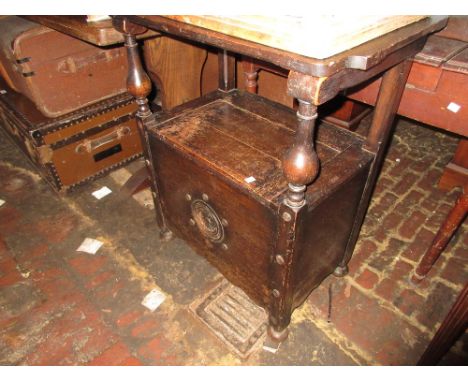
28, 15, 448, 348
110, 16, 447, 347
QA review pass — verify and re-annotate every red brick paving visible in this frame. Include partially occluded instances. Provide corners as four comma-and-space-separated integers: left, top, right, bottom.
403, 227, 437, 262
355, 268, 379, 290
129, 316, 162, 338
0, 114, 466, 365
375, 277, 401, 302
137, 335, 179, 365
331, 284, 427, 365
347, 239, 377, 277
87, 341, 133, 366
34, 212, 77, 244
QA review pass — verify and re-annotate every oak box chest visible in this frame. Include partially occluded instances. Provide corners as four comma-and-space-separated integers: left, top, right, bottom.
145, 90, 373, 344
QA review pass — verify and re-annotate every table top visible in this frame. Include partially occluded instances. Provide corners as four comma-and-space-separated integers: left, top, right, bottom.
163, 16, 427, 59
126, 15, 448, 77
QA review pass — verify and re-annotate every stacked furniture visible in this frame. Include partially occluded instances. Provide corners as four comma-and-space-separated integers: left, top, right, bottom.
0, 16, 142, 192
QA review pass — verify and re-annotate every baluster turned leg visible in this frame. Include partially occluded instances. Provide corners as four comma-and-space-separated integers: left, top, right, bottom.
113, 18, 172, 241
283, 100, 320, 208
265, 100, 320, 351
242, 57, 258, 94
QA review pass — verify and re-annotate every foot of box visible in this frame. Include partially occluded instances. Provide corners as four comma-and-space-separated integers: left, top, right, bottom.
160, 229, 173, 242
333, 264, 349, 277
263, 326, 288, 353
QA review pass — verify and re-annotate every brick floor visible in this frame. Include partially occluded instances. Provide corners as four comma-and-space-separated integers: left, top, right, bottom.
0, 113, 466, 365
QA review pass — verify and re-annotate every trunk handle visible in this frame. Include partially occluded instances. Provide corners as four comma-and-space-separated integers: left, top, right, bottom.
75, 125, 130, 153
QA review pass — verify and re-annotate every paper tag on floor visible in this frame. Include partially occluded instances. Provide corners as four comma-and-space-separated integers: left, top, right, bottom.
245, 176, 256, 184
76, 238, 103, 255
447, 102, 461, 113
141, 288, 166, 312
0, 199, 5, 207
92, 186, 112, 200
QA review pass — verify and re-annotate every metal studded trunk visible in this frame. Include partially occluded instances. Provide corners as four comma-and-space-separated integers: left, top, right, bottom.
0, 77, 142, 193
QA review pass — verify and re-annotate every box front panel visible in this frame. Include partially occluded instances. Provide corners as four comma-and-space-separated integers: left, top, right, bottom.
292, 158, 371, 308
149, 135, 276, 308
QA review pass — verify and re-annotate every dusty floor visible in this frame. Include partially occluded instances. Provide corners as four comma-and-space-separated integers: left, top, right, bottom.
0, 114, 466, 365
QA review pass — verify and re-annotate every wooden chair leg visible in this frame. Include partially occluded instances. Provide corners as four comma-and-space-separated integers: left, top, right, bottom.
411, 185, 468, 284
438, 139, 468, 192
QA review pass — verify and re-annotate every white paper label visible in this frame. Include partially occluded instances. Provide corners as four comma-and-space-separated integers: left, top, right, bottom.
141, 288, 166, 312
263, 343, 280, 354
92, 186, 112, 199
447, 102, 461, 113
76, 238, 103, 255
244, 176, 256, 184
0, 199, 5, 207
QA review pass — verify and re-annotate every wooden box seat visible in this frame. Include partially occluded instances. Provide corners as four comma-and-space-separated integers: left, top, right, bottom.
145, 90, 373, 338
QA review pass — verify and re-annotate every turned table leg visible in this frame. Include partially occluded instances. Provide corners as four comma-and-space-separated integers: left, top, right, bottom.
334, 59, 413, 276
266, 99, 320, 349
282, 100, 320, 208
113, 17, 172, 241
411, 186, 467, 284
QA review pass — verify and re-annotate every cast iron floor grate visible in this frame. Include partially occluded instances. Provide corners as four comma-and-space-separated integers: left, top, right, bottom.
190, 279, 268, 358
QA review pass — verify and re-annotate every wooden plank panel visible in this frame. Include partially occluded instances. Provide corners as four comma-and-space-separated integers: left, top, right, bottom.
152, 96, 344, 203
443, 47, 468, 73
414, 35, 468, 67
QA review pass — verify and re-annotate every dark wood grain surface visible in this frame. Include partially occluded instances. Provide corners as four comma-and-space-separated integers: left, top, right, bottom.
23, 15, 159, 46
145, 90, 372, 335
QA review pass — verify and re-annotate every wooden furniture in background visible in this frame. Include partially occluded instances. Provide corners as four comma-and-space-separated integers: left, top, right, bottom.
200, 51, 372, 130
0, 77, 141, 193
439, 139, 468, 191
411, 185, 467, 284
23, 15, 158, 46
115, 15, 447, 348
20, 16, 219, 198
0, 16, 129, 118
143, 36, 207, 110
345, 17, 468, 192
335, 17, 468, 287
